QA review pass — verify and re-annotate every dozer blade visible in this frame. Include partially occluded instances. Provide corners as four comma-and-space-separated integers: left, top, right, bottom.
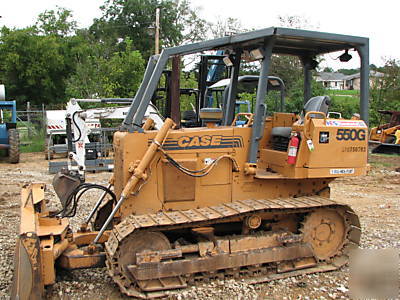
11, 233, 43, 300
372, 143, 400, 155
11, 183, 48, 300
11, 182, 110, 299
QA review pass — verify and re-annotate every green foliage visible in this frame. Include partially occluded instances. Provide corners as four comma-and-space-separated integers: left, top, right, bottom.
369, 58, 400, 126
0, 26, 70, 106
270, 55, 302, 92
318, 90, 360, 119
17, 121, 46, 153
326, 89, 359, 96
284, 78, 326, 113
323, 67, 334, 73
179, 71, 198, 112
91, 0, 208, 59
106, 40, 145, 97
329, 95, 359, 119
20, 131, 46, 152
35, 7, 77, 36
66, 38, 145, 99
1, 4, 399, 133
337, 68, 359, 75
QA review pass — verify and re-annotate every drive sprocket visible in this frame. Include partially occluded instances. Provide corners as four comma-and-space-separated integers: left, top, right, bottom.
301, 208, 348, 260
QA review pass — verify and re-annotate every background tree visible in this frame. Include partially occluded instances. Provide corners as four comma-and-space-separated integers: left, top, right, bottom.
210, 17, 246, 38
370, 58, 400, 125
323, 67, 334, 73
337, 68, 359, 75
0, 26, 69, 106
0, 1, 397, 122
269, 15, 323, 113
35, 7, 77, 37
0, 7, 85, 106
66, 38, 145, 99
90, 0, 208, 60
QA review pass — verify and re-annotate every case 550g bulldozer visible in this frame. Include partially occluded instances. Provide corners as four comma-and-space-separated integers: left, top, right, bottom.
12, 27, 370, 299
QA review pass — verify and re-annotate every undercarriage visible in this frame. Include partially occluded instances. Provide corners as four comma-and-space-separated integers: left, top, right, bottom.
105, 197, 360, 298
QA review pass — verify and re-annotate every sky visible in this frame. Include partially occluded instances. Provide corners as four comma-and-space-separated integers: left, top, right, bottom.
1, 0, 399, 70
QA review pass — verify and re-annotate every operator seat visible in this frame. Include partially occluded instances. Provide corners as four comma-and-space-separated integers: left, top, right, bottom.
272, 96, 331, 138
301, 96, 330, 120
270, 96, 330, 151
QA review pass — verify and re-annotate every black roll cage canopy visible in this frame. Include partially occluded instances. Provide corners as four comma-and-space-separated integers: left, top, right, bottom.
121, 27, 369, 164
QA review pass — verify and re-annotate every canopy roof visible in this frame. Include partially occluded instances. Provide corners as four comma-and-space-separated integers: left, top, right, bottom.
165, 27, 369, 57
209, 75, 284, 93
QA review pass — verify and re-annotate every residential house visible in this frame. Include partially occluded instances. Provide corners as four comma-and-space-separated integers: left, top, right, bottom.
315, 70, 384, 90
315, 72, 347, 90
344, 70, 384, 90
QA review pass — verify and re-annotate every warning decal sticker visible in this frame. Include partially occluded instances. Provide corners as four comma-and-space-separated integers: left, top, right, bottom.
326, 120, 366, 127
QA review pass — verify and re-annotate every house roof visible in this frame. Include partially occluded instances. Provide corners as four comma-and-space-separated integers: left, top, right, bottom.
345, 70, 384, 80
316, 70, 384, 82
316, 72, 347, 81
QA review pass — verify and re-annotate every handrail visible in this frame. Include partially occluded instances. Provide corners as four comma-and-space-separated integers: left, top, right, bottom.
303, 111, 327, 140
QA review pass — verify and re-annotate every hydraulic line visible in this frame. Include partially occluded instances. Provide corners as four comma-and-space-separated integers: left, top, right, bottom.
70, 111, 82, 143
83, 183, 113, 225
158, 146, 239, 177
51, 183, 116, 218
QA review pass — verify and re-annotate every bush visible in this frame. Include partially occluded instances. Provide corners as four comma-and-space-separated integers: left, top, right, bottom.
285, 78, 326, 113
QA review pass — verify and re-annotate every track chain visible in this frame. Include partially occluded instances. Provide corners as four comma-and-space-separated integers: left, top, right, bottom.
105, 196, 361, 298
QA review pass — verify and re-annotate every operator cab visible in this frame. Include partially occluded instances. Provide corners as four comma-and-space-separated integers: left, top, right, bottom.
121, 27, 370, 179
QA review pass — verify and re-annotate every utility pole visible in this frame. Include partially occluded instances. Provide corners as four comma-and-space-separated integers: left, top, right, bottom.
155, 8, 160, 55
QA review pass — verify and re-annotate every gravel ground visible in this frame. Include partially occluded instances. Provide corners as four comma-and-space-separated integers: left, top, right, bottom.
0, 153, 399, 299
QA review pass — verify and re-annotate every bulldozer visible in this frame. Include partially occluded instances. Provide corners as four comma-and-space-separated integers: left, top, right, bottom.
11, 27, 370, 299
369, 110, 400, 154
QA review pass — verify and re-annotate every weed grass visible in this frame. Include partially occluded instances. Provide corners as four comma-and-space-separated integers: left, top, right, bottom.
18, 122, 45, 153
327, 90, 359, 96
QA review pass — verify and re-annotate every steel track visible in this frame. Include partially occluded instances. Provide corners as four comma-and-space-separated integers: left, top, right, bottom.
104, 196, 361, 298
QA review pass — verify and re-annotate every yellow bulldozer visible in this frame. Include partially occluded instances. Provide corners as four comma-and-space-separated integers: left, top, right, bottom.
11, 27, 370, 299
369, 110, 400, 154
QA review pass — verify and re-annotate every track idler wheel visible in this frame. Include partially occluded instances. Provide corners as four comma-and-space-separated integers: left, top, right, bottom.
302, 209, 347, 260
112, 231, 188, 295
117, 232, 171, 287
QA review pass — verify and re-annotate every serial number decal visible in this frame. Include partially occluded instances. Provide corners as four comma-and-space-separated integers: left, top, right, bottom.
336, 129, 366, 141
326, 120, 366, 127
149, 135, 244, 150
342, 146, 367, 152
330, 168, 355, 175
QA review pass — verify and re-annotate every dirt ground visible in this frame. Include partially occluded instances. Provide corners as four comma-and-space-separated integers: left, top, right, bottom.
0, 152, 399, 299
